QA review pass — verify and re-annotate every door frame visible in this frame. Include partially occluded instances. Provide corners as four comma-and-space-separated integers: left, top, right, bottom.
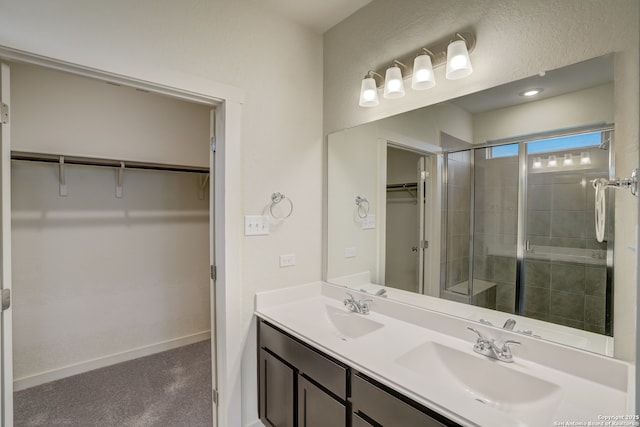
0, 45, 245, 427
0, 62, 13, 427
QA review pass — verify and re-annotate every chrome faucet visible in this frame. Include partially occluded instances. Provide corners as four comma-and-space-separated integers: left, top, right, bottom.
503, 318, 516, 330
344, 293, 372, 315
467, 327, 520, 363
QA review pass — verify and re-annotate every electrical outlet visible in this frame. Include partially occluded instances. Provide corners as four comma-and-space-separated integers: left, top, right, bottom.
361, 214, 376, 230
344, 247, 356, 258
279, 254, 296, 267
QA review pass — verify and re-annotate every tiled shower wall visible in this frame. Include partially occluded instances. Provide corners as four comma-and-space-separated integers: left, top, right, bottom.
472, 150, 519, 311
523, 147, 609, 333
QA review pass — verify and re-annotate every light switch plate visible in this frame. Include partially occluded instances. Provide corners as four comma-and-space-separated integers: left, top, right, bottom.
245, 215, 270, 236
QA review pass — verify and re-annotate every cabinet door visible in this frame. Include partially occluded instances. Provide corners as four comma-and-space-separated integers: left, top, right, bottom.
353, 413, 374, 427
298, 375, 346, 427
259, 349, 295, 427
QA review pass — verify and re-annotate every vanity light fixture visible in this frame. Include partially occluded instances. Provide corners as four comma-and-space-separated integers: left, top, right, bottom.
445, 34, 473, 80
580, 151, 591, 165
411, 49, 436, 90
359, 71, 382, 107
532, 157, 542, 169
563, 153, 574, 166
358, 31, 476, 107
383, 61, 407, 99
548, 155, 557, 167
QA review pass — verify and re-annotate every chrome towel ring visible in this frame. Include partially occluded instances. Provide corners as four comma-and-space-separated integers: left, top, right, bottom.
355, 196, 369, 218
270, 192, 293, 220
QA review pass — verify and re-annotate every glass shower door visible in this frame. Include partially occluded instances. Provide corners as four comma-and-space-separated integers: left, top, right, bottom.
523, 131, 612, 334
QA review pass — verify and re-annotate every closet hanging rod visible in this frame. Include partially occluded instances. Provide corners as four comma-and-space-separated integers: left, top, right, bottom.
386, 182, 418, 191
11, 151, 209, 174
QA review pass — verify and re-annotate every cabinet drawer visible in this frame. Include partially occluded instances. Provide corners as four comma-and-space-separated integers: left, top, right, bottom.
352, 373, 452, 427
259, 320, 348, 399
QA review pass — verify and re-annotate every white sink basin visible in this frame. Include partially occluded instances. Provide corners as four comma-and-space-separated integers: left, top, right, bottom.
396, 341, 561, 413
322, 304, 384, 339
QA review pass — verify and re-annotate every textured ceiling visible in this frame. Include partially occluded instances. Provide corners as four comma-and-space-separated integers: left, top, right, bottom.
260, 0, 373, 33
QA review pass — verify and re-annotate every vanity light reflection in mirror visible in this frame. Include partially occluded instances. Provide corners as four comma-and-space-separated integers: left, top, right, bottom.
326, 55, 616, 356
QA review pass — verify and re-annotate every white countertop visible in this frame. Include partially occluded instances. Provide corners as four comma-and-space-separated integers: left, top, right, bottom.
255, 281, 634, 427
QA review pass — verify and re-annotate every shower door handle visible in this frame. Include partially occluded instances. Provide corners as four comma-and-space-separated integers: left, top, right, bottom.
525, 240, 531, 252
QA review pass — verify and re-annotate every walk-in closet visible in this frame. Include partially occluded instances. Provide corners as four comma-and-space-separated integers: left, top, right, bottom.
4, 60, 215, 426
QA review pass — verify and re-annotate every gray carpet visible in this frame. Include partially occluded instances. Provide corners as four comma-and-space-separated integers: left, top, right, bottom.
15, 340, 213, 427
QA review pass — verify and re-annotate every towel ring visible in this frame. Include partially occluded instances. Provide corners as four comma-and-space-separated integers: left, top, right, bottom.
355, 196, 369, 218
270, 192, 294, 220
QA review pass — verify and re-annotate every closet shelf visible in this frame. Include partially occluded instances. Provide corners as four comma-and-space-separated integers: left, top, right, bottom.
11, 151, 209, 174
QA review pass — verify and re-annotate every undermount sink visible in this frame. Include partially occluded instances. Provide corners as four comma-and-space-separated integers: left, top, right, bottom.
396, 341, 561, 412
322, 304, 384, 339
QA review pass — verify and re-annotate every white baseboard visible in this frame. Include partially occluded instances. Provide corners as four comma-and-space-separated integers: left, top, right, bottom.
14, 330, 211, 391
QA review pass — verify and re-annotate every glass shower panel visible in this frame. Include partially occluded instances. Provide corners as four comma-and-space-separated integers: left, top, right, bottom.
472, 144, 519, 312
442, 150, 471, 298
524, 132, 612, 334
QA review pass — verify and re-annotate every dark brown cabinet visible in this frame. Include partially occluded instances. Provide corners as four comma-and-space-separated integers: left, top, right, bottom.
297, 375, 346, 427
258, 320, 347, 427
258, 348, 295, 427
257, 318, 459, 427
351, 373, 458, 427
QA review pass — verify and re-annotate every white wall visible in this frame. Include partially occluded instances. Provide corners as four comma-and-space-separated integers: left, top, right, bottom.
12, 162, 210, 387
0, 1, 323, 425
324, 0, 638, 363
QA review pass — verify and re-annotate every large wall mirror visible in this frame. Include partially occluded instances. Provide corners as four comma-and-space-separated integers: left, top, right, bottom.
326, 55, 616, 356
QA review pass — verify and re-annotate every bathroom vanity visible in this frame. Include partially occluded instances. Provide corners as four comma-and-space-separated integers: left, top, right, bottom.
258, 319, 455, 426
255, 281, 634, 427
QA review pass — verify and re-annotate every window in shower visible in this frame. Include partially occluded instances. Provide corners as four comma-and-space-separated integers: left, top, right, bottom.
440, 128, 613, 335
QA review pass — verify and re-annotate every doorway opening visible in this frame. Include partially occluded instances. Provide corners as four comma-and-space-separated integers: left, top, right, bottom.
2, 59, 220, 426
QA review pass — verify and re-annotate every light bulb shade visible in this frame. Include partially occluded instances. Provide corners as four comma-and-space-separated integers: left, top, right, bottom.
383, 66, 405, 99
563, 153, 573, 166
359, 76, 379, 107
580, 152, 591, 165
548, 155, 557, 167
532, 157, 542, 169
446, 39, 473, 80
411, 54, 435, 90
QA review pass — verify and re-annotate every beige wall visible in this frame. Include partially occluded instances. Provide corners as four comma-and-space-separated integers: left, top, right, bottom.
9, 61, 211, 166
324, 0, 638, 362
0, 1, 323, 425
473, 83, 615, 144
327, 126, 384, 283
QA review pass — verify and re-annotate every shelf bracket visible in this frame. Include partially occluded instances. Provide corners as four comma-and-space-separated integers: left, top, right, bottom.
59, 156, 68, 197
116, 162, 125, 198
198, 173, 210, 200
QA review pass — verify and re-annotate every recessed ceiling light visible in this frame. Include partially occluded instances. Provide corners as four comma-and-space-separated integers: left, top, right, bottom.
520, 88, 543, 97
